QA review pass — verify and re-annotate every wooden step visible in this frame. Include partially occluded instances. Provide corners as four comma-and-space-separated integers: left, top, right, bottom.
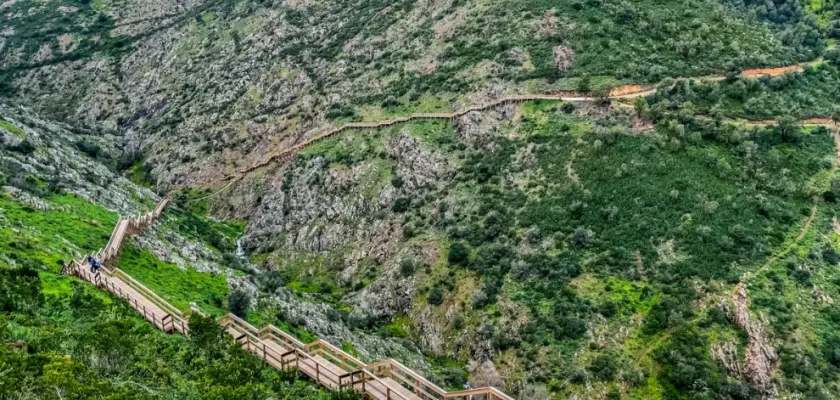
296, 355, 346, 389
249, 338, 288, 369
357, 377, 422, 400
226, 325, 245, 341
104, 275, 170, 330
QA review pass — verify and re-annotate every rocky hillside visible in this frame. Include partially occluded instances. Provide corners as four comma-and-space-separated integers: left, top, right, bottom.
0, 0, 829, 191
237, 98, 840, 398
5, 0, 840, 399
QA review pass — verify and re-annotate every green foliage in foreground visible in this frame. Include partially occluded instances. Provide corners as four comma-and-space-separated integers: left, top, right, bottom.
0, 267, 358, 399
118, 244, 230, 316
0, 192, 117, 270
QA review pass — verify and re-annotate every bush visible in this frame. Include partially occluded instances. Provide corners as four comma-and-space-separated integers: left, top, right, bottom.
589, 355, 618, 381
391, 176, 404, 188
447, 242, 470, 265
258, 270, 286, 293
74, 140, 105, 158
392, 198, 411, 213
6, 140, 35, 154
428, 286, 444, 305
561, 102, 576, 114
399, 259, 415, 277
227, 289, 251, 317
823, 248, 840, 265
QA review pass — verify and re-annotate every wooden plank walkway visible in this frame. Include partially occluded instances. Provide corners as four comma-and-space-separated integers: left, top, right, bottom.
62, 198, 514, 400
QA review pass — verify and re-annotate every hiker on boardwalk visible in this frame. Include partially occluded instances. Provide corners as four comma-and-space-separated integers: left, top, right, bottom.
87, 256, 96, 273
92, 258, 102, 273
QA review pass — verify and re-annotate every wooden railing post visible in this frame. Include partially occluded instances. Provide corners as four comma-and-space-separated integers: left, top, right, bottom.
316, 363, 320, 383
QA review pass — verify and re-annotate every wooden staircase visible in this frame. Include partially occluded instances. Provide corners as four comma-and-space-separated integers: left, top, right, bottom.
62, 198, 515, 400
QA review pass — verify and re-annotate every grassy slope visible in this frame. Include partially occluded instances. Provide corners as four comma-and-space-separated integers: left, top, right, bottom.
118, 243, 230, 315
1, 270, 349, 400
0, 191, 349, 399
0, 192, 118, 270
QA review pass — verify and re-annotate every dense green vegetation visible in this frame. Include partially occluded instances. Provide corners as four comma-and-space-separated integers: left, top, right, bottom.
271, 0, 827, 108
0, 266, 356, 399
287, 99, 838, 397
444, 104, 831, 397
645, 55, 840, 119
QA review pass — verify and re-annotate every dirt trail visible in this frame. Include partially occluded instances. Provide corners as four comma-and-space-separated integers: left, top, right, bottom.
632, 128, 839, 369
741, 129, 839, 282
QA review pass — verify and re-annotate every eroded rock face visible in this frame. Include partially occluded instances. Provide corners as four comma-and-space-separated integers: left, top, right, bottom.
553, 45, 575, 71
0, 104, 157, 215
242, 127, 455, 254
730, 284, 778, 394
387, 129, 456, 193
454, 104, 514, 150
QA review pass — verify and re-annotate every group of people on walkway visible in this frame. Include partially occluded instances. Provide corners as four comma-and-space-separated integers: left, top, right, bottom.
86, 255, 102, 273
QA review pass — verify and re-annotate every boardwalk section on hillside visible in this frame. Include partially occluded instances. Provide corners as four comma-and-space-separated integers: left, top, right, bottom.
62, 198, 514, 400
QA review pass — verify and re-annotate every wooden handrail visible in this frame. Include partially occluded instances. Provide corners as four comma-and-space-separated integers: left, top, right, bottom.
111, 268, 183, 317
63, 197, 516, 399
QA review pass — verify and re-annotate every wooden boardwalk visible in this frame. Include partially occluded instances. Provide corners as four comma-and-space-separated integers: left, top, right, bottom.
190, 58, 826, 201
62, 198, 514, 400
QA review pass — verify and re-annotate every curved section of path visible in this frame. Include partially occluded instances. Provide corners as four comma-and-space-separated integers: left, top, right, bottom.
187, 58, 826, 199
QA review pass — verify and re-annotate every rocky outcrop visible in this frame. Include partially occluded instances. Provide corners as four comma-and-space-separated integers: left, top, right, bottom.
386, 129, 456, 193
729, 284, 778, 395
553, 45, 575, 71
0, 104, 157, 215
454, 104, 515, 150
710, 340, 743, 378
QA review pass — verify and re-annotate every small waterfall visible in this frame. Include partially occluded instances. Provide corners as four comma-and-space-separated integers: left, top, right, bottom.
235, 237, 246, 258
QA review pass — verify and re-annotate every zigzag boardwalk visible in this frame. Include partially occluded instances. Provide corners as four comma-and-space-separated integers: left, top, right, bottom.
61, 198, 513, 400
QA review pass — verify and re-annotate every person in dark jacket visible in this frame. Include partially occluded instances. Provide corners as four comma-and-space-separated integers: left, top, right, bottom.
87, 256, 96, 273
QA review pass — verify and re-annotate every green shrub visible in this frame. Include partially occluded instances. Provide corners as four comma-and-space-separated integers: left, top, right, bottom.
447, 242, 469, 265
5, 140, 35, 154
227, 288, 251, 318
392, 197, 411, 212
399, 259, 415, 277
428, 286, 444, 305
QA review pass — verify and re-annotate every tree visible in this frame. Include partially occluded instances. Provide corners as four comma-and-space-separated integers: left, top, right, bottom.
227, 289, 251, 318
634, 97, 649, 119
777, 116, 801, 143
577, 76, 591, 93
572, 227, 594, 248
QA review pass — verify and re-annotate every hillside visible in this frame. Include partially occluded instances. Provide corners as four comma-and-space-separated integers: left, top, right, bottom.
0, 105, 355, 399
4, 0, 840, 399
0, 0, 831, 190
